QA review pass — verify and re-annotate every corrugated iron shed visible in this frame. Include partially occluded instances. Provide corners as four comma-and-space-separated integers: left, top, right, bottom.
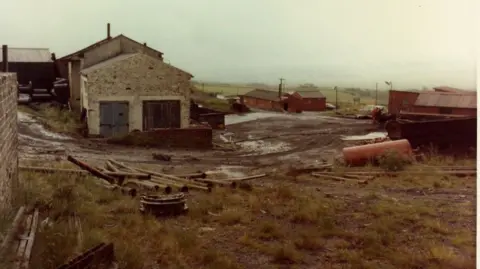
294, 90, 325, 98
243, 89, 280, 101
414, 92, 477, 109
0, 47, 52, 62
433, 86, 476, 94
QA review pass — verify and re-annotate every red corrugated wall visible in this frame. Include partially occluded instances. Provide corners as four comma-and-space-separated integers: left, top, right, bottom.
388, 90, 420, 115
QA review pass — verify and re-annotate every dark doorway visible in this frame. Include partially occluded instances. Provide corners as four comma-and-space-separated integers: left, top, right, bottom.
283, 103, 288, 111
143, 100, 181, 131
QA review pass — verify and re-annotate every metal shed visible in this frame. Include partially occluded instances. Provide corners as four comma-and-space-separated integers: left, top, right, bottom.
412, 91, 477, 116
0, 47, 55, 88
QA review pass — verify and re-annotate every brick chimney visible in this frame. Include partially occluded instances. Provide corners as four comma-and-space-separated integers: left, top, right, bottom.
107, 23, 111, 39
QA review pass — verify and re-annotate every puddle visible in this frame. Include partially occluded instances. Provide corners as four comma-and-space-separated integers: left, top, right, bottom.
341, 132, 387, 141
18, 112, 72, 140
225, 111, 355, 125
238, 140, 292, 156
206, 165, 247, 178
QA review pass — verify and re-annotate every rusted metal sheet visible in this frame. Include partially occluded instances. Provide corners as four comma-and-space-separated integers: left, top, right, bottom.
143, 100, 181, 130
385, 117, 477, 149
414, 92, 477, 109
56, 243, 114, 269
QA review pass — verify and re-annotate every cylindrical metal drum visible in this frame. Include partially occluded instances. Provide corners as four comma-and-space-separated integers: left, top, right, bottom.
343, 139, 412, 166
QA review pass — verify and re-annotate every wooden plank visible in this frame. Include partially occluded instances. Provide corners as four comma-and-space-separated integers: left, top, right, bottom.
21, 209, 39, 269
0, 206, 25, 258
13, 214, 32, 269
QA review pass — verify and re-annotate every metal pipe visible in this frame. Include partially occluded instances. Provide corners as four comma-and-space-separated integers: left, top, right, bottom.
107, 23, 111, 39
67, 155, 116, 184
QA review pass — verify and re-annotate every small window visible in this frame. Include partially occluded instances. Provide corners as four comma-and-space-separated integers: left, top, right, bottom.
439, 107, 453, 114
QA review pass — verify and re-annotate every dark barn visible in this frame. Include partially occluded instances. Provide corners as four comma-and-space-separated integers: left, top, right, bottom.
0, 47, 55, 89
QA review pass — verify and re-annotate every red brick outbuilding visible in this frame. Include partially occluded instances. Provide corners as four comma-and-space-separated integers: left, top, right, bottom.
241, 89, 302, 113
291, 90, 327, 111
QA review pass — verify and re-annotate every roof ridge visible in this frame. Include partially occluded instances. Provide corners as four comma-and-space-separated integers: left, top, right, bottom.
7, 47, 50, 50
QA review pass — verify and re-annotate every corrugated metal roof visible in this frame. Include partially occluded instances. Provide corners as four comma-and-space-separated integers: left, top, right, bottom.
414, 92, 477, 109
294, 90, 325, 98
243, 89, 280, 102
433, 86, 476, 94
0, 47, 52, 62
81, 53, 138, 74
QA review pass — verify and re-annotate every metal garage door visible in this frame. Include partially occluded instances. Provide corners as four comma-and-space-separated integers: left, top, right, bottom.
99, 102, 129, 137
143, 100, 181, 130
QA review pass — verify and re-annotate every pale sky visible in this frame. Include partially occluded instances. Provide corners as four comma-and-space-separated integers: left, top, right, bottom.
1, 0, 477, 89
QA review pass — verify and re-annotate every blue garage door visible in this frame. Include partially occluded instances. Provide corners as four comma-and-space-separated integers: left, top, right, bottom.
99, 102, 129, 137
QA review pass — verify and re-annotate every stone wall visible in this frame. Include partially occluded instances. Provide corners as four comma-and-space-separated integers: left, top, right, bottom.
0, 73, 18, 212
107, 126, 212, 149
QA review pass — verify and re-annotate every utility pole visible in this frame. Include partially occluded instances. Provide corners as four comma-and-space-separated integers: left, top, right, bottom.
375, 82, 378, 105
334, 86, 338, 111
278, 78, 285, 98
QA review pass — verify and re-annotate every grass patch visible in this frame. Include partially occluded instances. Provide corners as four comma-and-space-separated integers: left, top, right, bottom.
5, 156, 475, 268
18, 104, 82, 135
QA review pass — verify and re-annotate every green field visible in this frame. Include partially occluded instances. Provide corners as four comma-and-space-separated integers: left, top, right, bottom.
193, 83, 389, 106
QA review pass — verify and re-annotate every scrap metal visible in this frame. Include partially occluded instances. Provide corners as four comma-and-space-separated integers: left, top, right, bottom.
56, 243, 115, 269
385, 117, 477, 149
140, 193, 188, 217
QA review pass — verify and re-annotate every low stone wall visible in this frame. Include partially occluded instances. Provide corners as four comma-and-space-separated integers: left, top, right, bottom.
0, 73, 18, 212
107, 126, 213, 149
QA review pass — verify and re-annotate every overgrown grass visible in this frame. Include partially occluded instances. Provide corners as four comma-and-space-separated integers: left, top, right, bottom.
6, 156, 476, 269
18, 104, 82, 135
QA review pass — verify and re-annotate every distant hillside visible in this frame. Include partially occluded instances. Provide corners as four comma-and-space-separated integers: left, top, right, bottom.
194, 82, 390, 105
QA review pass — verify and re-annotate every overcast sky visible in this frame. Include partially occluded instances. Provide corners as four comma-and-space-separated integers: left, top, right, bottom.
1, 0, 477, 89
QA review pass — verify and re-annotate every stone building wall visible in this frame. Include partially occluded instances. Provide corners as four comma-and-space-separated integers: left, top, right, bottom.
82, 53, 192, 135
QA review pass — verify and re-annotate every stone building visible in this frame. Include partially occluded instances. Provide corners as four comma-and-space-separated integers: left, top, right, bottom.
0, 73, 18, 212
57, 24, 193, 137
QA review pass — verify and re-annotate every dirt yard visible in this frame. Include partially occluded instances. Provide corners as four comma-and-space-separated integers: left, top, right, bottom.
13, 110, 476, 269
19, 111, 376, 173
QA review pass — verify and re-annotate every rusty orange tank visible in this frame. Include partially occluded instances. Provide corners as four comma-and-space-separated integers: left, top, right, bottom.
343, 139, 412, 166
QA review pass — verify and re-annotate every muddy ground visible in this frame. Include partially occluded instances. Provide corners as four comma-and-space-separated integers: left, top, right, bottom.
16, 110, 476, 269
18, 111, 375, 177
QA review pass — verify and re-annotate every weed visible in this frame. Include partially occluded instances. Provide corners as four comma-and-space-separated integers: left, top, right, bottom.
7, 156, 476, 268
377, 149, 411, 171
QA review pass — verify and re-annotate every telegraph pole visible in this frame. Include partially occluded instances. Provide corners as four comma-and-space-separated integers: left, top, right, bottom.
279, 78, 285, 98
334, 86, 338, 111
375, 82, 378, 105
